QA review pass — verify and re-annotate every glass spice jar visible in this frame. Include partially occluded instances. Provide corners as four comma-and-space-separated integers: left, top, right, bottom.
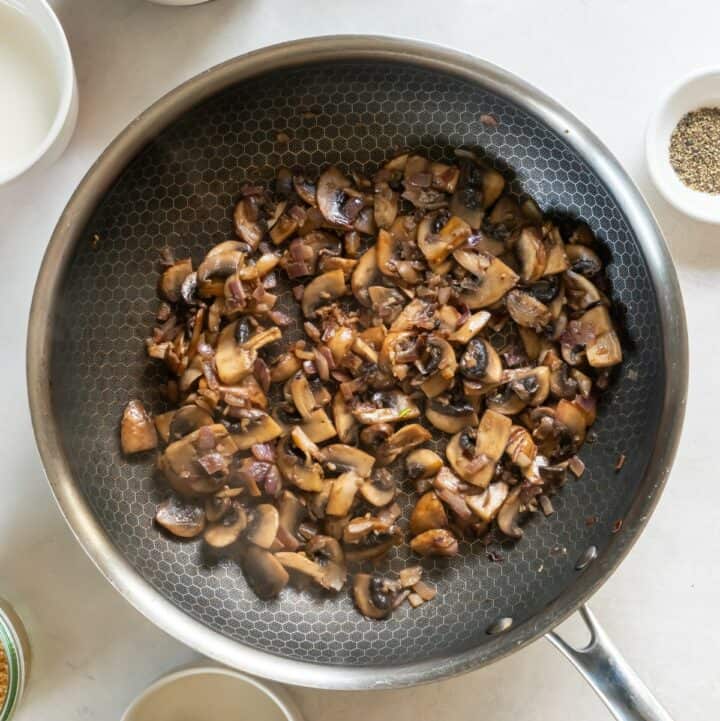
0, 600, 30, 721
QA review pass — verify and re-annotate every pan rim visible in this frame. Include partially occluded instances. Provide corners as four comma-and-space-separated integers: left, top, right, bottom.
26, 35, 688, 689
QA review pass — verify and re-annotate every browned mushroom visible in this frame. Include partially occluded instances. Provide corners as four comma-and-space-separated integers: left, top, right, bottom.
360, 469, 397, 506
158, 259, 192, 302
448, 310, 491, 343
245, 504, 280, 548
242, 546, 289, 599
326, 471, 363, 516
409, 491, 448, 536
497, 487, 524, 539
168, 404, 213, 442
229, 411, 283, 450
301, 269, 347, 317
121, 400, 158, 455
465, 481, 509, 522
276, 435, 324, 492
410, 528, 459, 557
459, 338, 502, 386
458, 255, 519, 308
405, 449, 444, 480
376, 424, 431, 467
425, 399, 478, 434
374, 181, 398, 229
332, 391, 358, 444
506, 290, 553, 330
317, 167, 356, 228
204, 502, 248, 548
450, 153, 505, 228
353, 574, 399, 620
155, 496, 206, 538
234, 196, 265, 248
320, 444, 375, 477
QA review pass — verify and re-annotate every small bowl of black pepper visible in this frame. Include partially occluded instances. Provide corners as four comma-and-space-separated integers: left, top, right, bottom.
646, 68, 720, 223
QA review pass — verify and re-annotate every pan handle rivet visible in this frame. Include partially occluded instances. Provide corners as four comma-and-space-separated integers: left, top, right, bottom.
487, 617, 513, 635
575, 545, 598, 570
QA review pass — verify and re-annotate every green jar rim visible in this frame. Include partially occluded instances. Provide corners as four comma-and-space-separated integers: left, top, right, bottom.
0, 611, 24, 721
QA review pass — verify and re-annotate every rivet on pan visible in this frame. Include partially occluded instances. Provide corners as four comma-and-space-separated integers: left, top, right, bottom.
487, 617, 513, 635
575, 545, 598, 571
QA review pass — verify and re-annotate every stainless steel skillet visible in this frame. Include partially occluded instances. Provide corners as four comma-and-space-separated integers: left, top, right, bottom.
27, 36, 687, 721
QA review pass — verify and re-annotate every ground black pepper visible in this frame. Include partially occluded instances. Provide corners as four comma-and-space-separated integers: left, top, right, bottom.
669, 107, 720, 193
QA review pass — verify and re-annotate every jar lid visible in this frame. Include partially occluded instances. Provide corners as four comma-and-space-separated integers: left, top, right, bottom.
0, 604, 29, 721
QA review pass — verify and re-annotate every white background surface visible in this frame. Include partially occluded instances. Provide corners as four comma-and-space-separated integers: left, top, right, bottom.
1, 1, 718, 719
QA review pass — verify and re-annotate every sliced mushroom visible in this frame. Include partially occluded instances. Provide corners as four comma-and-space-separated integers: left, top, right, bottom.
121, 400, 158, 454
506, 290, 552, 330
270, 214, 298, 246
410, 491, 448, 536
418, 215, 472, 266
446, 429, 492, 486
505, 425, 537, 471
471, 409, 513, 488
410, 528, 459, 557
376, 424, 431, 467
503, 366, 551, 406
586, 330, 622, 367
450, 154, 505, 228
158, 259, 192, 302
425, 399, 478, 434
465, 481, 509, 522
168, 404, 214, 441
301, 269, 347, 317
155, 496, 206, 538
564, 270, 603, 310
353, 574, 398, 620
359, 423, 393, 449
159, 424, 237, 497
448, 310, 491, 343
321, 444, 375, 477
242, 546, 289, 599
555, 399, 588, 448
566, 243, 602, 276
317, 167, 354, 227
352, 391, 420, 425
276, 538, 347, 592
197, 250, 243, 284
459, 338, 502, 385
418, 336, 457, 398
301, 408, 337, 444
406, 449, 444, 480
332, 391, 357, 444
351, 247, 385, 307
204, 502, 248, 548
514, 226, 547, 282
276, 435, 324, 492
246, 504, 280, 548
326, 471, 363, 516
234, 196, 265, 248
497, 486, 524, 539
374, 181, 398, 229
205, 493, 232, 523
360, 468, 397, 506
269, 352, 302, 383
154, 410, 175, 444
542, 225, 569, 275
215, 321, 256, 384
229, 412, 283, 450
459, 255, 519, 308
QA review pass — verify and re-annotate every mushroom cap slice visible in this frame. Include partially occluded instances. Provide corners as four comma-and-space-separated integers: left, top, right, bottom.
158, 259, 192, 302
514, 226, 547, 282
197, 250, 243, 284
301, 269, 347, 318
215, 320, 257, 385
418, 337, 457, 398
168, 404, 214, 442
326, 471, 363, 516
409, 491, 448, 536
425, 401, 479, 435
446, 429, 493, 486
406, 449, 444, 480
302, 408, 337, 444
506, 290, 553, 330
204, 503, 248, 548
155, 496, 206, 538
586, 330, 622, 368
233, 197, 265, 248
353, 574, 397, 620
316, 166, 354, 228
566, 243, 602, 276
459, 255, 519, 309
242, 546, 289, 600
230, 412, 283, 450
465, 481, 509, 523
464, 409, 513, 489
121, 400, 158, 455
159, 424, 237, 497
321, 443, 375, 477
276, 436, 324, 492
497, 486, 524, 539
410, 528, 459, 557
374, 181, 398, 229
351, 246, 385, 307
376, 423, 431, 467
506, 425, 538, 471
448, 310, 491, 343
246, 503, 280, 549
459, 337, 502, 385
418, 215, 472, 266
332, 391, 357, 445
360, 469, 397, 507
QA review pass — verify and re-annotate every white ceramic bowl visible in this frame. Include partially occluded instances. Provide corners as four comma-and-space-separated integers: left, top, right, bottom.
121, 666, 304, 721
0, 0, 78, 185
646, 68, 720, 223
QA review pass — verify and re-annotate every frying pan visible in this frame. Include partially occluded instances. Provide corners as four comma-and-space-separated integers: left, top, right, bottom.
27, 37, 687, 720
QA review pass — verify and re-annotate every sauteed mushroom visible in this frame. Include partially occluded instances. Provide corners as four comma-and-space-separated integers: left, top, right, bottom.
132, 149, 623, 617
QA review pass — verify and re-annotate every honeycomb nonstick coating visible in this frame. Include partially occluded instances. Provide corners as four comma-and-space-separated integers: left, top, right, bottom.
50, 61, 662, 667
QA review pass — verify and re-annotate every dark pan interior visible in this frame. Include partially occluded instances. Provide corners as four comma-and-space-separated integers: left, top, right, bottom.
49, 60, 663, 667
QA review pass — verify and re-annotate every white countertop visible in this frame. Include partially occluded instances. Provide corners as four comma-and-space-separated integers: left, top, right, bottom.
1, 0, 718, 719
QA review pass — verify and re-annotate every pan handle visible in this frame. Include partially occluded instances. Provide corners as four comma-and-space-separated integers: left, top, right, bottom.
546, 605, 673, 721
